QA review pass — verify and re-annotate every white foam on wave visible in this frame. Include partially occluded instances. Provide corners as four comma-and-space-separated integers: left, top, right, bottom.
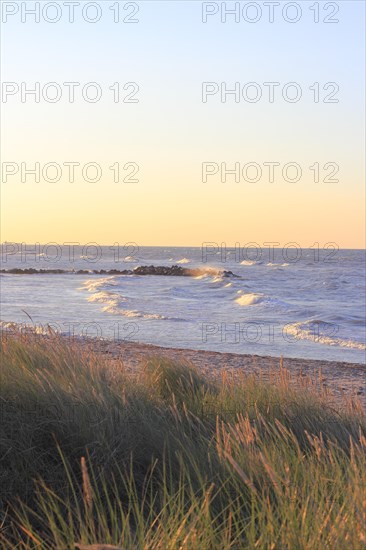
112, 309, 166, 319
284, 320, 366, 350
89, 292, 166, 319
83, 282, 127, 314
210, 276, 224, 284
177, 258, 191, 264
80, 277, 118, 292
87, 291, 127, 309
192, 266, 232, 284
235, 291, 292, 310
193, 267, 224, 277
124, 256, 138, 262
235, 293, 264, 306
81, 277, 166, 319
240, 260, 256, 266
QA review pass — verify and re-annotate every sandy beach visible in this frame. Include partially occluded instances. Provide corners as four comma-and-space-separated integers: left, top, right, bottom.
2, 327, 364, 407
15, 332, 362, 408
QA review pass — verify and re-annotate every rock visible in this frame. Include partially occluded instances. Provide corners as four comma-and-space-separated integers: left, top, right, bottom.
0, 265, 240, 278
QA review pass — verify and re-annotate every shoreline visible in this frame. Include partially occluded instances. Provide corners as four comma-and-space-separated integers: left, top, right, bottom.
3, 329, 365, 406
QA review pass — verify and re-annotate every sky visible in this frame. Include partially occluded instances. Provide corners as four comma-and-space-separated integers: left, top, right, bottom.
1, 0, 365, 248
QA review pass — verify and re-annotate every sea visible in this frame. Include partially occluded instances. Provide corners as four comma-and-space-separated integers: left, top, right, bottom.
1, 245, 365, 364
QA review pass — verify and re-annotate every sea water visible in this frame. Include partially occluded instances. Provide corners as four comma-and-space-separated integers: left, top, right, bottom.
1, 246, 365, 364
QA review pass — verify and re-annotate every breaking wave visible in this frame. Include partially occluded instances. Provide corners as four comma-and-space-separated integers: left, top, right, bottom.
235, 291, 292, 310
80, 277, 118, 292
80, 277, 167, 319
124, 256, 138, 262
235, 293, 264, 306
240, 260, 257, 266
111, 310, 166, 319
284, 320, 366, 350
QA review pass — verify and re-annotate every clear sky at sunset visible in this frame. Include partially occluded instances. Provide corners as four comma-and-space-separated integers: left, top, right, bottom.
1, 1, 365, 247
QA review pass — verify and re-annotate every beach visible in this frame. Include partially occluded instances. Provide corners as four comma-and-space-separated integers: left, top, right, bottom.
4, 329, 365, 408
66, 337, 366, 406
2, 326, 366, 548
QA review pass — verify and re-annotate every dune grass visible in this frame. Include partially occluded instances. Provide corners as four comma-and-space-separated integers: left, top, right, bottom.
0, 333, 365, 549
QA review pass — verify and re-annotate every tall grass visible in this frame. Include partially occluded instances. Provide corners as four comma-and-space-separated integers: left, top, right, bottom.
0, 333, 365, 549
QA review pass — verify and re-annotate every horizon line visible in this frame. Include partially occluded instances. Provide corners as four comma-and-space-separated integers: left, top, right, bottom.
1, 242, 365, 251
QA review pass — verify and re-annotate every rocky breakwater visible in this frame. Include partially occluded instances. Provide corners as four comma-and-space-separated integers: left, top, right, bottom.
1, 265, 238, 277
